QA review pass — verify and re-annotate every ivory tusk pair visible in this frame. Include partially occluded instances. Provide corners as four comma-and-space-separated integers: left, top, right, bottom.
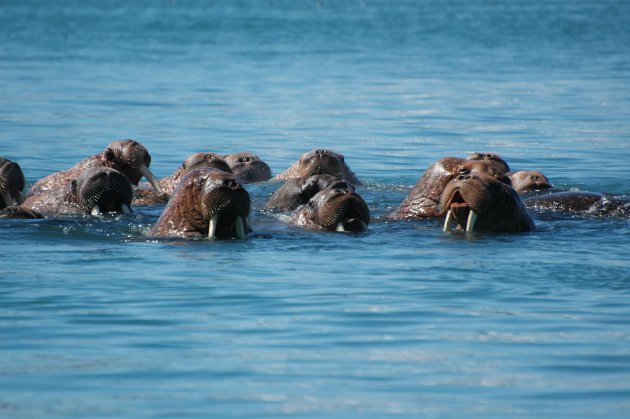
208, 215, 246, 239
140, 164, 162, 193
443, 209, 478, 233
90, 204, 132, 216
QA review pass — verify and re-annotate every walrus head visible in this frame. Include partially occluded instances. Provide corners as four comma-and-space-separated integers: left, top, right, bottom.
467, 152, 511, 174
103, 139, 161, 191
223, 152, 272, 183
294, 188, 370, 232
508, 170, 552, 194
275, 149, 360, 185
440, 172, 535, 233
0, 158, 26, 209
149, 168, 251, 239
266, 174, 355, 211
70, 167, 134, 215
167, 152, 233, 188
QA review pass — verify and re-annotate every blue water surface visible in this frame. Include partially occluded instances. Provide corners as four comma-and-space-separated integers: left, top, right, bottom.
1, 1, 630, 417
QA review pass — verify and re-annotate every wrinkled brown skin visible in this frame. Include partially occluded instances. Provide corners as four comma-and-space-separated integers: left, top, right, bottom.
21, 167, 133, 216
440, 172, 535, 233
289, 188, 370, 232
273, 149, 360, 185
467, 152, 511, 174
266, 174, 355, 211
0, 157, 26, 209
148, 167, 251, 239
223, 152, 272, 183
524, 191, 630, 218
133, 153, 233, 205
508, 171, 552, 194
0, 206, 43, 219
390, 157, 511, 219
28, 139, 156, 196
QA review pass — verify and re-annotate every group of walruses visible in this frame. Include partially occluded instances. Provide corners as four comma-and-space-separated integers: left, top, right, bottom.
1, 140, 627, 238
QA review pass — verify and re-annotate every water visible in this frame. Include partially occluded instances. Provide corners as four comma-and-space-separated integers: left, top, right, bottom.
1, 1, 630, 417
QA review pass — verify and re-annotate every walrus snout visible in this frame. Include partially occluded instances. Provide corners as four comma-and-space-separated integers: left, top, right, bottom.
310, 188, 370, 232
0, 158, 26, 209
75, 167, 133, 215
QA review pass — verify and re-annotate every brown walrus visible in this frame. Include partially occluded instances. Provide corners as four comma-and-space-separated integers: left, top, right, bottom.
28, 139, 160, 196
222, 152, 272, 183
133, 152, 233, 205
148, 167, 251, 239
440, 172, 535, 233
0, 157, 26, 209
524, 191, 630, 218
288, 188, 370, 233
266, 174, 355, 211
21, 166, 133, 216
273, 149, 360, 185
508, 170, 552, 194
390, 157, 511, 219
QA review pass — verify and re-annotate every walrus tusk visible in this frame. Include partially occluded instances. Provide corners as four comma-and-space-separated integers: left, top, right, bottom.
122, 204, 133, 214
443, 209, 454, 231
2, 192, 13, 206
208, 214, 219, 239
234, 216, 245, 238
15, 191, 25, 205
140, 164, 162, 193
91, 205, 101, 216
466, 210, 478, 233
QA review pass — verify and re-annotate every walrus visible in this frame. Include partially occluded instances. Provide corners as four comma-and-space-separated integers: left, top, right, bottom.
467, 152, 511, 174
148, 167, 251, 239
440, 172, 535, 233
0, 157, 26, 209
390, 157, 511, 219
21, 166, 133, 216
273, 149, 360, 185
28, 139, 160, 196
223, 152, 272, 183
266, 174, 355, 211
0, 206, 43, 219
133, 152, 233, 205
508, 170, 552, 194
288, 188, 370, 232
524, 191, 630, 218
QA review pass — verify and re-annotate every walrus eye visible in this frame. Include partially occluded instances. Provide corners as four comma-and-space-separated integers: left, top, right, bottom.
104, 148, 116, 161
458, 167, 469, 175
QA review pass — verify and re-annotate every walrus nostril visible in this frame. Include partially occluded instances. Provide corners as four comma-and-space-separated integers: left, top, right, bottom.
225, 179, 240, 189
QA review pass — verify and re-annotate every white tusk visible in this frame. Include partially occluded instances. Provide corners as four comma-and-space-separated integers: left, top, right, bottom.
234, 216, 246, 238
443, 209, 454, 231
2, 192, 13, 206
466, 210, 478, 233
91, 205, 101, 216
208, 214, 219, 239
140, 164, 162, 193
15, 190, 25, 205
122, 204, 133, 214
